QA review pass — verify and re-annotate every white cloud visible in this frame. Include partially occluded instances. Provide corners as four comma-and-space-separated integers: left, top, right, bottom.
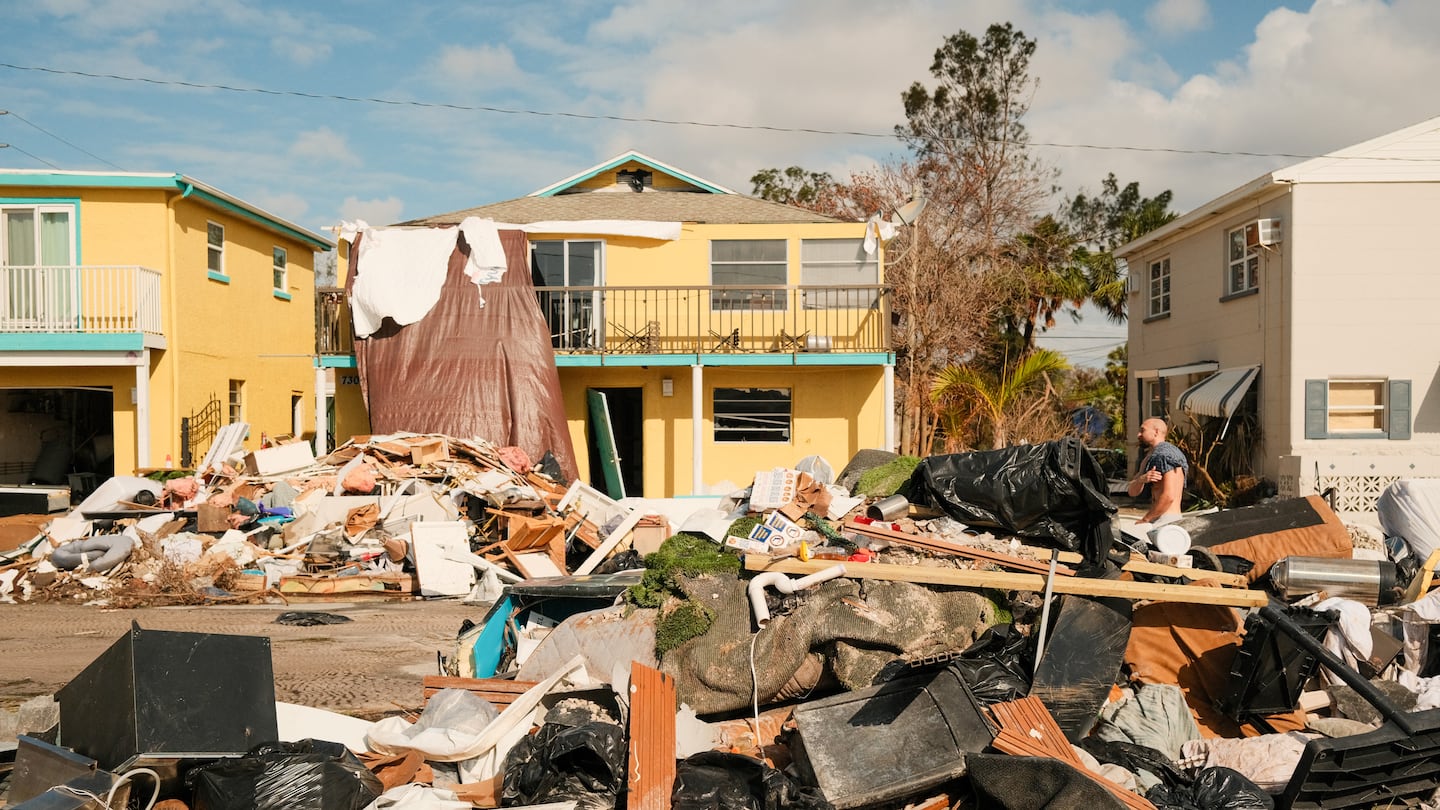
433, 44, 524, 84
1145, 0, 1209, 37
272, 37, 332, 66
339, 196, 405, 226
253, 191, 309, 222
289, 128, 360, 167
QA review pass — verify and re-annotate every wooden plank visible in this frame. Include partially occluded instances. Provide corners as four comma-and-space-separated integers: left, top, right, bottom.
628, 662, 677, 810
843, 518, 1076, 576
1046, 549, 1248, 587
743, 556, 1268, 607
421, 675, 540, 709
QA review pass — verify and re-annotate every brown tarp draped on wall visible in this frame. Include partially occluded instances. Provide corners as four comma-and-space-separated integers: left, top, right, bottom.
348, 228, 578, 481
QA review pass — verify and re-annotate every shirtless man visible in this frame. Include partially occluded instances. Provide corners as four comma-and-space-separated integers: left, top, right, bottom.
1127, 418, 1187, 525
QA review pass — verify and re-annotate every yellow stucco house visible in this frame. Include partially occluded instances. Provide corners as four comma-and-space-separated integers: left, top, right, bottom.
323, 152, 895, 496
0, 169, 334, 488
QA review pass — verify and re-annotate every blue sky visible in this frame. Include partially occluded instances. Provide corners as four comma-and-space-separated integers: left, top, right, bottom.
5, 0, 1440, 365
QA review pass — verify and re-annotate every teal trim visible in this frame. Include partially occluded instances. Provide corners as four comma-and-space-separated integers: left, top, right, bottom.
536, 154, 728, 197
273, 290, 293, 301
0, 197, 83, 263
0, 332, 143, 351
207, 271, 231, 284
317, 355, 356, 368
796, 352, 893, 366
186, 186, 332, 250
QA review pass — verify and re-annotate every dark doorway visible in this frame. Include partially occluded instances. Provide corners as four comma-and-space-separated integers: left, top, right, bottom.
0, 388, 114, 491
587, 387, 643, 498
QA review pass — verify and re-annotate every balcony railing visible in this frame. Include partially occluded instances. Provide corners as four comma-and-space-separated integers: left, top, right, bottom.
316, 284, 892, 356
0, 265, 163, 335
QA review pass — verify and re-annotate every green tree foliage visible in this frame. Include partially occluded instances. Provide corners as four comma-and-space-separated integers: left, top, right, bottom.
749, 166, 836, 206
1064, 174, 1178, 322
931, 348, 1070, 450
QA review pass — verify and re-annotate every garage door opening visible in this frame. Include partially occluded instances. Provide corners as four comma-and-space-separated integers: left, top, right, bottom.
0, 388, 114, 493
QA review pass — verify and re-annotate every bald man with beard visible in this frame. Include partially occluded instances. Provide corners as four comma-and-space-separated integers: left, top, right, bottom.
1127, 418, 1188, 526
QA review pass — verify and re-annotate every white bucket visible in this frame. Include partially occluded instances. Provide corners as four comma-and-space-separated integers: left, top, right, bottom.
1149, 524, 1192, 556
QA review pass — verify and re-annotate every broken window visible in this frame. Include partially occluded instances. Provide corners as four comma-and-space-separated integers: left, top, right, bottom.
713, 387, 791, 443
711, 239, 786, 311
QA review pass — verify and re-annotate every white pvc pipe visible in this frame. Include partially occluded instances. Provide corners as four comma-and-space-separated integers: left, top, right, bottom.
747, 564, 847, 627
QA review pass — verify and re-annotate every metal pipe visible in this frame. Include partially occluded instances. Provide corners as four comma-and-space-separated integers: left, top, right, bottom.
748, 565, 847, 627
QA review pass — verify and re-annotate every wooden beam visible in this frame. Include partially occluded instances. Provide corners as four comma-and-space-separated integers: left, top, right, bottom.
742, 556, 1267, 607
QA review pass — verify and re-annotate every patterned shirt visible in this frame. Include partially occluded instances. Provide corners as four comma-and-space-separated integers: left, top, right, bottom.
1141, 441, 1188, 497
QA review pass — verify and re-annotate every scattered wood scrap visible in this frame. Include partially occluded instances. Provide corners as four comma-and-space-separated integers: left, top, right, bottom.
989, 696, 1156, 810
743, 556, 1268, 607
844, 518, 1077, 576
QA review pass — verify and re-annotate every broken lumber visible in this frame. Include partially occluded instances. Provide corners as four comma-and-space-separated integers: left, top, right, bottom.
844, 518, 1076, 576
743, 555, 1267, 607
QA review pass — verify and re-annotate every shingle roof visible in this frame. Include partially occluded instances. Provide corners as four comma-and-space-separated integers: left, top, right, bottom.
398, 191, 847, 226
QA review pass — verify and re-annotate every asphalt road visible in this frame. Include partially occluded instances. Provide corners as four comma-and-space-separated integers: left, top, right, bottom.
0, 599, 488, 720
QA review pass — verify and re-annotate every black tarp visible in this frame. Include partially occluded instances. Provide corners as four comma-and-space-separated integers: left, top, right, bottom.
907, 438, 1118, 567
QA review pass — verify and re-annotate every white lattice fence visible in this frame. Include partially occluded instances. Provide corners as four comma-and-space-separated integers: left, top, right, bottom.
1278, 454, 1440, 519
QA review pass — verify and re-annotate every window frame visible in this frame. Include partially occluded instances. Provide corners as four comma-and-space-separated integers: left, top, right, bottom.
1, 203, 77, 267
713, 386, 792, 443
1225, 226, 1259, 296
800, 237, 878, 310
207, 221, 226, 280
710, 239, 788, 312
1326, 378, 1386, 436
1305, 377, 1411, 440
1147, 256, 1171, 318
228, 379, 244, 425
272, 246, 288, 292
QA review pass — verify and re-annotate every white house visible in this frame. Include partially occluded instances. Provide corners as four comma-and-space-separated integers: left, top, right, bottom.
1116, 116, 1440, 520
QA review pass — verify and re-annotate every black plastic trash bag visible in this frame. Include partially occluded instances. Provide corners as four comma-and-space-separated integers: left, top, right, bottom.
188, 738, 382, 810
907, 438, 1117, 567
1147, 767, 1273, 810
952, 624, 1033, 705
501, 721, 627, 809
672, 751, 833, 810
1078, 738, 1191, 790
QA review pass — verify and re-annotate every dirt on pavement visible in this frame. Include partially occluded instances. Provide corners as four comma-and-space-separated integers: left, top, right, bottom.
0, 599, 488, 720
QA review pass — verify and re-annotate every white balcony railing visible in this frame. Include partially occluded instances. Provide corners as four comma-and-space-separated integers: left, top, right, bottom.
0, 265, 163, 336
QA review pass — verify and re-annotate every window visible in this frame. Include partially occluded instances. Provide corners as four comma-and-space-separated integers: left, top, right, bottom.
1226, 227, 1259, 296
531, 240, 601, 350
1141, 378, 1166, 418
228, 379, 244, 424
801, 238, 878, 309
1305, 378, 1411, 440
2, 204, 76, 324
272, 247, 288, 291
291, 393, 303, 437
207, 221, 225, 277
1148, 257, 1170, 317
714, 387, 791, 443
711, 239, 786, 311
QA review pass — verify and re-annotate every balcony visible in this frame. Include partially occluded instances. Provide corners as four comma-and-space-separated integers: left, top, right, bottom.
316, 284, 892, 356
0, 266, 163, 336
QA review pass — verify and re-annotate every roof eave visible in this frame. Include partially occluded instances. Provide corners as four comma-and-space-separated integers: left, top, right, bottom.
1115, 173, 1284, 257
528, 150, 735, 197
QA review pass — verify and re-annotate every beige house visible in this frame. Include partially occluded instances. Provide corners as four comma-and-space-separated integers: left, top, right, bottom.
1116, 116, 1440, 519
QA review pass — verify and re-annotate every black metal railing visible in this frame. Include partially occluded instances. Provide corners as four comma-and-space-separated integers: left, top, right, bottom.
316, 284, 891, 356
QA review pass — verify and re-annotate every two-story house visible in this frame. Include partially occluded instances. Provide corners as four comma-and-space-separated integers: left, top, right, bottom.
1117, 116, 1440, 519
322, 152, 895, 497
0, 170, 334, 488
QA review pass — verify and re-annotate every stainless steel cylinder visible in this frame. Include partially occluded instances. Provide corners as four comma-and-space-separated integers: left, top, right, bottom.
866, 495, 910, 521
1268, 556, 1399, 606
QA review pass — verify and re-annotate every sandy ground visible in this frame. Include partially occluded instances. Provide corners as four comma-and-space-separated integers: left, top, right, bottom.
0, 598, 490, 720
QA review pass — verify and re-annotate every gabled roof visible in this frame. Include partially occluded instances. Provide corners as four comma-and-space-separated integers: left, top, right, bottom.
529, 150, 735, 196
1117, 114, 1440, 257
400, 192, 845, 226
0, 169, 334, 249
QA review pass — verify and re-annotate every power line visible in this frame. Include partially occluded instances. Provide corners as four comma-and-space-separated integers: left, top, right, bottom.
0, 110, 124, 170
4, 61, 1439, 164
0, 142, 60, 169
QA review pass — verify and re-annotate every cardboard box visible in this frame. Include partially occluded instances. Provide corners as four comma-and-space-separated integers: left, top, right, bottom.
409, 438, 449, 466
244, 442, 316, 476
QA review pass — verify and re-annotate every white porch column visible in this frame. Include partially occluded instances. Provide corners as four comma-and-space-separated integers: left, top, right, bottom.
135, 350, 151, 468
691, 363, 704, 495
314, 365, 328, 456
884, 361, 896, 452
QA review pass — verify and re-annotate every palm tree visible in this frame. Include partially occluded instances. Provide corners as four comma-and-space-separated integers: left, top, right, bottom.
931, 348, 1071, 449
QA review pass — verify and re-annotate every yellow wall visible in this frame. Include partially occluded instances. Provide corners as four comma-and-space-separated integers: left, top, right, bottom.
0, 181, 326, 471
568, 160, 708, 193
558, 365, 886, 496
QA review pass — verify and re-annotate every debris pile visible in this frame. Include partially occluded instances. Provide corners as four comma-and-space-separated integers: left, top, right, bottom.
8, 438, 1440, 809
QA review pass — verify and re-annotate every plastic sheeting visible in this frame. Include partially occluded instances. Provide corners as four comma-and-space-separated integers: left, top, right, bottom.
187, 739, 383, 810
1379, 479, 1440, 560
350, 229, 578, 482
906, 438, 1117, 567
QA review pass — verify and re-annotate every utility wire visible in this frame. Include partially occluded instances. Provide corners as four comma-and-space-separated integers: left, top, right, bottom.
0, 110, 124, 170
0, 142, 61, 169
4, 61, 1440, 164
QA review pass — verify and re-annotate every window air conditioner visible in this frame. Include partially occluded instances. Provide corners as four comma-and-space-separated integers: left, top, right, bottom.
1244, 218, 1281, 249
